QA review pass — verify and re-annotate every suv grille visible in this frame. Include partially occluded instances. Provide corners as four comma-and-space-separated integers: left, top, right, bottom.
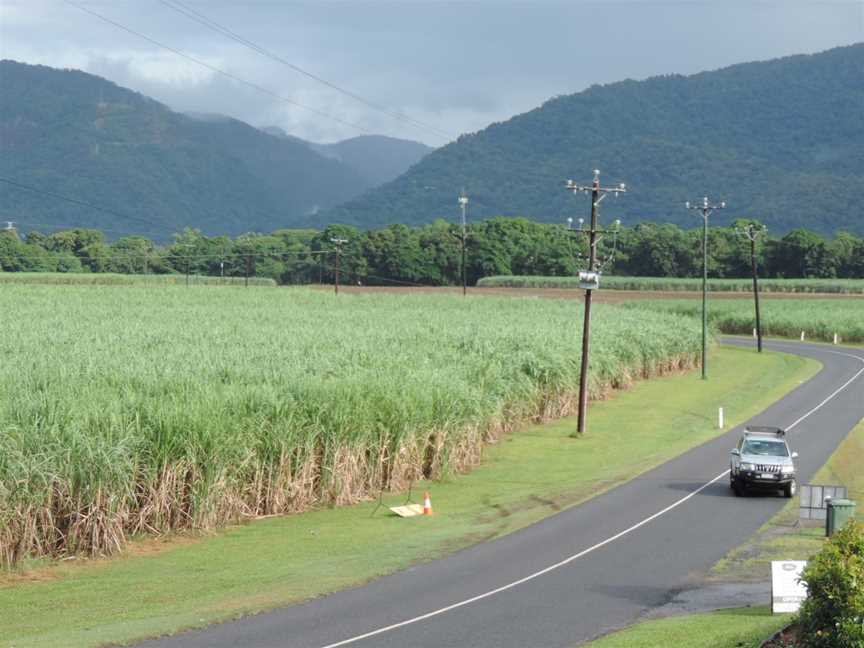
755, 464, 781, 473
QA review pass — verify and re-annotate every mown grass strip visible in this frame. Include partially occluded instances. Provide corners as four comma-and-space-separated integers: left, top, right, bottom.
478, 275, 864, 294
579, 606, 789, 648
0, 346, 818, 648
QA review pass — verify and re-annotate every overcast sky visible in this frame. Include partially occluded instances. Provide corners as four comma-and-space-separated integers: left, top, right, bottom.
1, 0, 861, 146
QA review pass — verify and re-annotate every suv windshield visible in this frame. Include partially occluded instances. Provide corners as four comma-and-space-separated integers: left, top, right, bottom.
742, 439, 789, 457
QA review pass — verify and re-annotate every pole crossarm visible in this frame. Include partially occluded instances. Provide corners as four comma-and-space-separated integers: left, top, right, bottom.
685, 196, 726, 219
565, 172, 627, 203
565, 226, 620, 238
736, 222, 767, 241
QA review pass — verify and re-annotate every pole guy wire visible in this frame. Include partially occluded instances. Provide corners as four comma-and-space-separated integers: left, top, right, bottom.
157, 0, 454, 142
62, 0, 374, 136
0, 176, 172, 235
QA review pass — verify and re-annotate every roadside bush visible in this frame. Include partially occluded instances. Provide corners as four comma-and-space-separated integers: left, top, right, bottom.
797, 520, 864, 648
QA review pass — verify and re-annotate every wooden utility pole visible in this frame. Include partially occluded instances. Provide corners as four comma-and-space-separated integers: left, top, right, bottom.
331, 238, 348, 295
685, 197, 726, 379
738, 223, 766, 353
459, 192, 469, 296
181, 243, 193, 287
565, 170, 626, 436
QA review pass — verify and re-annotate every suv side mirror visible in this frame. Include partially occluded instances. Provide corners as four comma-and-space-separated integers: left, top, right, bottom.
791, 451, 799, 459
730, 449, 740, 456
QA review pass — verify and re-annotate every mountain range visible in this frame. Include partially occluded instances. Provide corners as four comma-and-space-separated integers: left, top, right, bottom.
260, 127, 431, 188
322, 43, 864, 236
2, 45, 862, 240
0, 61, 431, 240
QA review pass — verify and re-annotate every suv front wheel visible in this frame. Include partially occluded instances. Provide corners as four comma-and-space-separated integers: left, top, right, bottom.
783, 479, 797, 498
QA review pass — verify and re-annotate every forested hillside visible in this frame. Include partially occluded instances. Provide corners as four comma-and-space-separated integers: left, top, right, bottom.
262, 128, 432, 187
0, 61, 379, 240
322, 44, 864, 235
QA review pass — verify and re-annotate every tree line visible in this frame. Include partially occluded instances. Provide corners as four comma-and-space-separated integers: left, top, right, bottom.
1, 219, 862, 285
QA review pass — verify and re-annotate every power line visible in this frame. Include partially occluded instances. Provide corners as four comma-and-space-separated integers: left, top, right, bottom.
61, 0, 374, 137
0, 249, 328, 263
324, 265, 433, 289
0, 176, 171, 234
157, 0, 454, 142
0, 176, 329, 241
16, 221, 176, 239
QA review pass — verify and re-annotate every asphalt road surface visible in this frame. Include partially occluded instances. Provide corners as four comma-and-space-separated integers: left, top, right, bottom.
138, 340, 864, 648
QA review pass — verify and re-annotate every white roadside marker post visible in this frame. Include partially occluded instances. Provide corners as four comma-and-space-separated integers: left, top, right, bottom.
718, 407, 724, 429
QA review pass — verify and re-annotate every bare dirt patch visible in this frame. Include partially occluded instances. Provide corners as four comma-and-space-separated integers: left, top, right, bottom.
761, 623, 800, 647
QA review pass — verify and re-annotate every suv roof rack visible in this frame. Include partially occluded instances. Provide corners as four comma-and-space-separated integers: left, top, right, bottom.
744, 425, 786, 437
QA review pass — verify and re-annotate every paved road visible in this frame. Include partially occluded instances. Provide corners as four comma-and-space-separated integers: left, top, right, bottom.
139, 340, 864, 648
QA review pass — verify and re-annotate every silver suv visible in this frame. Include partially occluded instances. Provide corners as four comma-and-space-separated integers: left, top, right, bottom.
730, 426, 798, 498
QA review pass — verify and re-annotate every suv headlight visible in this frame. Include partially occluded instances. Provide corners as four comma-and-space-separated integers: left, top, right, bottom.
781, 465, 794, 474
740, 462, 755, 471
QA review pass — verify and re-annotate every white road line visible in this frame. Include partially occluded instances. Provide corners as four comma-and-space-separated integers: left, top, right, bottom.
319, 343, 864, 648
319, 471, 732, 648
779, 347, 864, 432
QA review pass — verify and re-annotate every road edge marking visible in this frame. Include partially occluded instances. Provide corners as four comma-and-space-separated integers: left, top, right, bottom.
781, 347, 864, 431
320, 471, 732, 648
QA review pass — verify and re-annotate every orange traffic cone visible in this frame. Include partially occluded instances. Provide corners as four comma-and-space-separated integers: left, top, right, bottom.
423, 491, 433, 516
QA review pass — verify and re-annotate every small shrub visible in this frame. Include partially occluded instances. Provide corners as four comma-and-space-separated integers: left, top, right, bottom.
797, 519, 864, 648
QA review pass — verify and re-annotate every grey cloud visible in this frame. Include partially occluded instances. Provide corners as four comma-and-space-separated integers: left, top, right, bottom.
1, 0, 861, 145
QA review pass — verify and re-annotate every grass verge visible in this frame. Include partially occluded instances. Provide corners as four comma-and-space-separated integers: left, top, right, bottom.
578, 606, 789, 648
0, 346, 818, 648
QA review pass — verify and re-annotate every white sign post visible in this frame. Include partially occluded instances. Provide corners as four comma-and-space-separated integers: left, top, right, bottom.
771, 560, 808, 614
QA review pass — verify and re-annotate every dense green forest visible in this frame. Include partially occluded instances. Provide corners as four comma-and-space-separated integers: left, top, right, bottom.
262, 128, 432, 187
0, 61, 429, 240
323, 44, 864, 236
2, 218, 861, 285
